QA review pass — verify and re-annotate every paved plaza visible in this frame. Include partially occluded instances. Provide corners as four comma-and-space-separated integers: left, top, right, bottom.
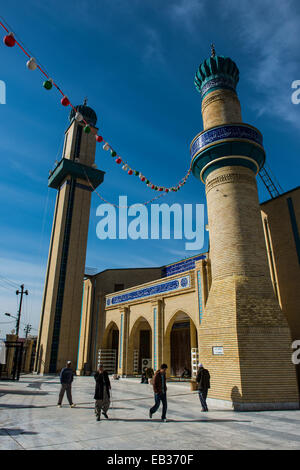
1, 375, 300, 450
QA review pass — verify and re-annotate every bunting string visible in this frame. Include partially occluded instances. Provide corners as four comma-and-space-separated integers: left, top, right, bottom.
83, 168, 168, 208
0, 16, 192, 201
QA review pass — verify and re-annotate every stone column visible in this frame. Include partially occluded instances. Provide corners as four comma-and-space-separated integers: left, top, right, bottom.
152, 299, 163, 373
5, 334, 17, 376
117, 306, 130, 376
24, 339, 34, 373
190, 321, 197, 349
76, 279, 93, 376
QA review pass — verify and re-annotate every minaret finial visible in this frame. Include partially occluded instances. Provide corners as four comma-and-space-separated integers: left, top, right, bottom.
83, 97, 88, 106
210, 43, 216, 58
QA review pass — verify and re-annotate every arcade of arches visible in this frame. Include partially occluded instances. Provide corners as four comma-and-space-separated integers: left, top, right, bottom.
78, 259, 207, 379
100, 309, 199, 378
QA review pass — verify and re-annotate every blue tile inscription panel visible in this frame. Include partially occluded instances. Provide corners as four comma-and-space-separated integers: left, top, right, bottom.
190, 124, 263, 160
106, 275, 191, 307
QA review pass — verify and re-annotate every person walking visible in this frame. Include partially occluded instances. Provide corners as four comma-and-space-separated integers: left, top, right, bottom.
181, 366, 191, 379
142, 367, 154, 384
196, 363, 210, 411
57, 361, 76, 408
140, 371, 147, 384
149, 363, 168, 422
94, 364, 111, 421
145, 366, 154, 384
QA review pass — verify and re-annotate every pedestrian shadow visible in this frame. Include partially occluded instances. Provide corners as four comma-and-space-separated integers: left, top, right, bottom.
0, 390, 48, 396
0, 428, 38, 436
72, 405, 135, 410
26, 382, 43, 389
110, 407, 135, 410
20, 379, 61, 386
102, 418, 251, 423
0, 403, 58, 409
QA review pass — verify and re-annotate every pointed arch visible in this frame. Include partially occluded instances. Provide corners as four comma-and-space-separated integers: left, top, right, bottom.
164, 309, 198, 378
101, 320, 119, 349
127, 315, 153, 375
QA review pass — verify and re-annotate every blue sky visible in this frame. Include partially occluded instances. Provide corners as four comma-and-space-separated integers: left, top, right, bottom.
0, 0, 299, 337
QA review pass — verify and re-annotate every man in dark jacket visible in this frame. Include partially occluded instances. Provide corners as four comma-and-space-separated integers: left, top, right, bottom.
94, 364, 111, 421
149, 363, 168, 422
196, 363, 210, 411
57, 361, 76, 408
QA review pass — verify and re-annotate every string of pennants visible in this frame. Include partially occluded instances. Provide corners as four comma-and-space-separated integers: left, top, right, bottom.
1, 18, 192, 202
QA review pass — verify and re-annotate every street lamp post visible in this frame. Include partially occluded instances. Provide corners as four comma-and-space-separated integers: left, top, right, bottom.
5, 312, 18, 335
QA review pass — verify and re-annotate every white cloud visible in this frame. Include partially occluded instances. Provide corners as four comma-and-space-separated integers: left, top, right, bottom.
169, 0, 206, 32
142, 27, 165, 65
219, 0, 300, 129
167, 0, 300, 129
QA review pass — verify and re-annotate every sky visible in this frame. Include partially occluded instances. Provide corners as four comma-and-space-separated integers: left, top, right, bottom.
0, 0, 299, 337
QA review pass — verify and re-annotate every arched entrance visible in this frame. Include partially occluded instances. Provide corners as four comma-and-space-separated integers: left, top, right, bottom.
166, 311, 198, 378
100, 321, 119, 373
128, 317, 152, 375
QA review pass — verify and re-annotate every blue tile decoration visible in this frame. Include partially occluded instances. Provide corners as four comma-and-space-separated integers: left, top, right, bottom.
199, 76, 236, 97
197, 271, 203, 323
119, 313, 123, 369
180, 277, 188, 288
106, 275, 191, 307
162, 255, 206, 277
153, 307, 157, 370
191, 125, 263, 160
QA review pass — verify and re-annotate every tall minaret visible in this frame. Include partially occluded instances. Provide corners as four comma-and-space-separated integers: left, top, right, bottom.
36, 102, 104, 374
191, 47, 299, 410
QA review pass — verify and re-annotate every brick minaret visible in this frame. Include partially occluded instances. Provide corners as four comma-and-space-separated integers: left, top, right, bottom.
35, 103, 104, 374
191, 47, 299, 410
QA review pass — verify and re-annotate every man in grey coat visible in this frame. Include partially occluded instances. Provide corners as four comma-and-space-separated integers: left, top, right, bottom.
57, 361, 76, 408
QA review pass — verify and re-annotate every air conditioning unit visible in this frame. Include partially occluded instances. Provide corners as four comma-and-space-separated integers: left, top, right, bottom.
142, 358, 151, 373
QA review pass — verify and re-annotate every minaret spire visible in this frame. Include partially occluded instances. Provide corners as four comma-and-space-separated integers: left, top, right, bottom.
210, 43, 216, 58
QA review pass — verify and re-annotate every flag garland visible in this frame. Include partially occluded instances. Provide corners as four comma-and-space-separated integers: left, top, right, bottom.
1, 17, 192, 194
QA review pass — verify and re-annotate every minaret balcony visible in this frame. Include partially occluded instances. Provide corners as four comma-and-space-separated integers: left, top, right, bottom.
48, 158, 105, 190
190, 123, 265, 183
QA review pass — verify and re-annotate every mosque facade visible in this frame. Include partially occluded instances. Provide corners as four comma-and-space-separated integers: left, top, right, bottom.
35, 50, 300, 410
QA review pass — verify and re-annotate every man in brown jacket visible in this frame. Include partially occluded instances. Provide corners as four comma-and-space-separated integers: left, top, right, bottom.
149, 363, 168, 422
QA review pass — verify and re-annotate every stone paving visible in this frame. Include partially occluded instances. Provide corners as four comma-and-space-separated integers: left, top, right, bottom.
1, 374, 300, 450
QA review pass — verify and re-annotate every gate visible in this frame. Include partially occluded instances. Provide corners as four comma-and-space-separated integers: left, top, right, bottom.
0, 341, 24, 381
191, 347, 199, 378
97, 349, 117, 374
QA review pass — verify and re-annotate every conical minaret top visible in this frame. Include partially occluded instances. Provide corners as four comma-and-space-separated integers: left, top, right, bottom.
69, 98, 98, 127
194, 48, 239, 100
